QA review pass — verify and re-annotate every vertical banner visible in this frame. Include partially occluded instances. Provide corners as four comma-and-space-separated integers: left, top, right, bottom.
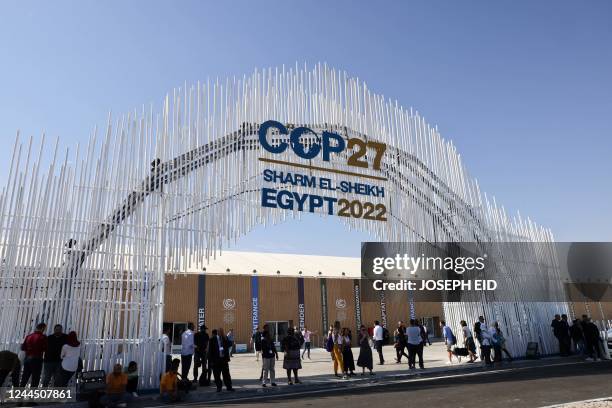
320, 278, 328, 336
197, 274, 206, 328
251, 275, 259, 333
297, 277, 305, 331
408, 292, 416, 319
353, 279, 362, 332
379, 290, 387, 329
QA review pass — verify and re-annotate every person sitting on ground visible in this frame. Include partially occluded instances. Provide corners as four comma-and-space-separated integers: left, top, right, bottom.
101, 363, 132, 408
125, 361, 139, 397
0, 350, 21, 387
160, 359, 184, 403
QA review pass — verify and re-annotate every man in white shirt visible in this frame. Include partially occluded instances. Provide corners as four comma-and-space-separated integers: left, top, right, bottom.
181, 323, 195, 381
161, 327, 172, 373
373, 321, 385, 365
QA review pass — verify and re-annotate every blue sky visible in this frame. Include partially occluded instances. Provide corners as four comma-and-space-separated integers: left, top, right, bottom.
0, 1, 610, 256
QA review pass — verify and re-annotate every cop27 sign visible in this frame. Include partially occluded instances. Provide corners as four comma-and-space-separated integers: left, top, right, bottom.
258, 120, 388, 221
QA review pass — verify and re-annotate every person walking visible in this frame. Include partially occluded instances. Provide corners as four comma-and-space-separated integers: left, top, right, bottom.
208, 328, 234, 392
441, 321, 458, 364
180, 323, 195, 381
551, 314, 566, 356
301, 326, 317, 359
492, 322, 512, 362
460, 320, 477, 363
0, 350, 21, 388
56, 331, 81, 386
260, 328, 278, 387
341, 328, 355, 376
406, 319, 424, 369
42, 324, 67, 387
281, 327, 302, 384
193, 325, 209, 385
161, 327, 173, 373
394, 322, 409, 363
356, 325, 374, 375
251, 327, 263, 361
373, 320, 384, 365
20, 322, 48, 387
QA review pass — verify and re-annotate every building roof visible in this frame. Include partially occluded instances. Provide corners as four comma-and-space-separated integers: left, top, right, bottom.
192, 251, 360, 278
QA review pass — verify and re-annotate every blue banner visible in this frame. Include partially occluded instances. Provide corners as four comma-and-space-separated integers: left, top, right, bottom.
297, 277, 305, 330
251, 275, 259, 333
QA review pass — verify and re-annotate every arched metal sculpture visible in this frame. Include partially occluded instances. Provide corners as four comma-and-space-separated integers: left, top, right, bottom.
0, 64, 568, 387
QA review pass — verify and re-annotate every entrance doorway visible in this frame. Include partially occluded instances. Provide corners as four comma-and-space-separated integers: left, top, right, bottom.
163, 322, 188, 353
265, 321, 291, 348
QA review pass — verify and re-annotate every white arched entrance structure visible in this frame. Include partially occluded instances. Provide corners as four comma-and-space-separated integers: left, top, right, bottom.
0, 64, 568, 387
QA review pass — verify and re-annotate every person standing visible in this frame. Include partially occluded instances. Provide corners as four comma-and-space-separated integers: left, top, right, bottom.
551, 314, 565, 356
20, 322, 48, 387
56, 331, 81, 386
226, 329, 235, 358
478, 316, 493, 366
356, 325, 374, 375
0, 350, 21, 388
373, 320, 384, 365
251, 327, 263, 361
161, 327, 172, 373
441, 321, 458, 364
281, 327, 302, 384
406, 319, 424, 369
330, 321, 345, 378
261, 328, 278, 387
193, 325, 209, 385
460, 320, 477, 363
560, 314, 572, 356
208, 328, 234, 392
180, 323, 195, 381
301, 326, 317, 359
394, 322, 409, 363
582, 315, 601, 361
570, 319, 585, 355
344, 328, 356, 376
42, 324, 67, 387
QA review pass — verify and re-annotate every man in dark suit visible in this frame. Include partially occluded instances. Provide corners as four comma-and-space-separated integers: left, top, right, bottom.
208, 328, 234, 392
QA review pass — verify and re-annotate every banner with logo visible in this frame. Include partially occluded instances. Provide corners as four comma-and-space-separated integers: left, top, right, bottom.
297, 277, 305, 330
379, 290, 387, 329
251, 275, 259, 333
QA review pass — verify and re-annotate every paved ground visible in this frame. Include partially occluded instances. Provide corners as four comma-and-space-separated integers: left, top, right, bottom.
175, 341, 475, 383
196, 360, 612, 408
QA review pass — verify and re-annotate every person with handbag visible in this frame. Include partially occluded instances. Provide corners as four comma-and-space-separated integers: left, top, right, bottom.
441, 321, 459, 364
460, 320, 477, 363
